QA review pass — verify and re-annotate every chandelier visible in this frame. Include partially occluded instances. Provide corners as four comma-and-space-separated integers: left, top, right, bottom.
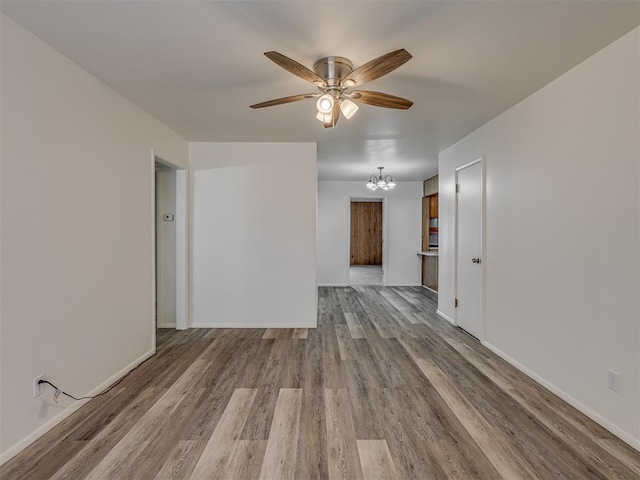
366, 167, 397, 191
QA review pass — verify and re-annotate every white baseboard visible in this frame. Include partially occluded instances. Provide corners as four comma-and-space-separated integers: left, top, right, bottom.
385, 283, 423, 287
191, 322, 317, 329
317, 283, 349, 287
0, 348, 156, 466
436, 309, 456, 325
157, 323, 176, 329
481, 341, 640, 452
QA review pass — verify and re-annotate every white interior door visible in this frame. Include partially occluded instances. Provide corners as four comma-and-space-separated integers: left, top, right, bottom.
456, 160, 483, 338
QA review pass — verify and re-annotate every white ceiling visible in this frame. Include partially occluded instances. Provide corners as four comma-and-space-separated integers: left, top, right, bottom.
2, 1, 638, 181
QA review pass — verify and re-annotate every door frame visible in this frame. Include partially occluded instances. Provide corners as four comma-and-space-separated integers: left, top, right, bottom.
151, 150, 189, 341
346, 196, 388, 286
454, 156, 486, 340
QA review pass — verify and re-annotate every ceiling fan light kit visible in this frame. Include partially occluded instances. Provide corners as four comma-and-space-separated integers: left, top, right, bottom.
366, 167, 396, 191
250, 49, 413, 128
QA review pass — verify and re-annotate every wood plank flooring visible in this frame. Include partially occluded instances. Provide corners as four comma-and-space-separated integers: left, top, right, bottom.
2, 286, 639, 479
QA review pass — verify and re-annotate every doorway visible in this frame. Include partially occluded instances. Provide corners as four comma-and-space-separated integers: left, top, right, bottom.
349, 199, 383, 286
153, 155, 188, 332
455, 157, 484, 339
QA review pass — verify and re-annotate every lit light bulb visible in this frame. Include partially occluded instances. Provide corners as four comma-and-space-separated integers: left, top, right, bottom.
316, 93, 334, 114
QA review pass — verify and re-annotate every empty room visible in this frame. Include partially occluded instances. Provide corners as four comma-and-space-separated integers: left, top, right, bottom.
1, 1, 639, 479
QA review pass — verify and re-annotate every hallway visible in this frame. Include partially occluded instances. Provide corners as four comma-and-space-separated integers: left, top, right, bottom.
349, 265, 383, 286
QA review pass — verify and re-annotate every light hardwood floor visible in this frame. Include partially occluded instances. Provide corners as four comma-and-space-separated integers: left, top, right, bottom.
2, 286, 639, 479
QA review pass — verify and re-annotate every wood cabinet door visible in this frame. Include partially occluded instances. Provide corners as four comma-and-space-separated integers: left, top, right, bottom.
422, 196, 430, 251
422, 256, 439, 291
350, 202, 383, 265
426, 256, 438, 291
429, 193, 439, 218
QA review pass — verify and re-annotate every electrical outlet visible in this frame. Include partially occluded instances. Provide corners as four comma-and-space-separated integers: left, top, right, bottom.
33, 374, 45, 398
608, 370, 620, 393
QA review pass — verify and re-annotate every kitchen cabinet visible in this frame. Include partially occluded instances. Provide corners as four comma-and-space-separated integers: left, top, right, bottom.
423, 256, 438, 291
421, 174, 439, 292
422, 197, 430, 251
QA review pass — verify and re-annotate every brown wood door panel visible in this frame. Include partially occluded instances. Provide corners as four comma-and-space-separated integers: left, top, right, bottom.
422, 196, 429, 251
429, 193, 439, 218
421, 255, 439, 291
350, 202, 382, 265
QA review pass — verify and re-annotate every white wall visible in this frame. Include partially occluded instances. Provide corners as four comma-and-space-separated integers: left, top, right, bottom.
190, 142, 317, 328
439, 28, 640, 447
155, 167, 177, 328
317, 181, 422, 286
0, 15, 188, 461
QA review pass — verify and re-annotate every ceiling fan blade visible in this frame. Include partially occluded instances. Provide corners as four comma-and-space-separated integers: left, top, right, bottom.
264, 51, 326, 85
342, 49, 412, 86
350, 90, 413, 109
324, 102, 340, 128
250, 93, 317, 109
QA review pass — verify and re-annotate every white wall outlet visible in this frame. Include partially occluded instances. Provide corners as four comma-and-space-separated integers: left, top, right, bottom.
33, 374, 45, 398
608, 370, 620, 393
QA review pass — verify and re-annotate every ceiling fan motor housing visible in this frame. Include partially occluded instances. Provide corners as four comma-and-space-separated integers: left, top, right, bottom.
313, 56, 353, 86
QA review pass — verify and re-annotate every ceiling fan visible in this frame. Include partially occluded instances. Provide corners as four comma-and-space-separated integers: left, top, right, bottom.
250, 49, 413, 128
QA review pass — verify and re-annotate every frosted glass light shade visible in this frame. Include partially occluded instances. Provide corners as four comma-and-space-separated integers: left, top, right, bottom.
339, 99, 359, 119
316, 111, 332, 123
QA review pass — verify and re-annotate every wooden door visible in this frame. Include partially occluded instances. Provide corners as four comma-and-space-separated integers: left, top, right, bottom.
350, 202, 382, 265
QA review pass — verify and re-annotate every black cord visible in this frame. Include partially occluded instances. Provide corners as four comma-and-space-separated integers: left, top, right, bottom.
38, 354, 154, 401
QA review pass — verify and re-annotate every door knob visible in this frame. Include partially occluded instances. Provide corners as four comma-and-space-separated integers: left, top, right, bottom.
471, 258, 481, 264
